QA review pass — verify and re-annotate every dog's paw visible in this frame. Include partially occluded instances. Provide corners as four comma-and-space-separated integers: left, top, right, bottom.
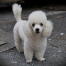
38, 58, 45, 61
16, 47, 24, 53
26, 60, 32, 63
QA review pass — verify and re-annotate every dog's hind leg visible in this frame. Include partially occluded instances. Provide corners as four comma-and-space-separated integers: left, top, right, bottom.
14, 29, 23, 53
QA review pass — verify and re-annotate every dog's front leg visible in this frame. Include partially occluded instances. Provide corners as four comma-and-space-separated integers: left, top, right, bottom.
24, 42, 33, 63
35, 39, 47, 61
35, 49, 45, 61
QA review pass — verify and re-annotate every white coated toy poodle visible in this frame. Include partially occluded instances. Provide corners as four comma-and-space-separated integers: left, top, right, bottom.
12, 3, 53, 63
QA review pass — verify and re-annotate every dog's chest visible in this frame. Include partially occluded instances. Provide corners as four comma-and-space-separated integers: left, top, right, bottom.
28, 37, 45, 49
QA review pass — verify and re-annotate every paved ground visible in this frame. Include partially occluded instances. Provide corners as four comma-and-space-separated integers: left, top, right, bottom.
0, 7, 66, 66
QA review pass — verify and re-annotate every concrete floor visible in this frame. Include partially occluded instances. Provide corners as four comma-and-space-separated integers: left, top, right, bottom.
0, 7, 66, 66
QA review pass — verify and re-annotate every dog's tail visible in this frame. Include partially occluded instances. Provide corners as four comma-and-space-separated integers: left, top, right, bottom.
12, 3, 22, 21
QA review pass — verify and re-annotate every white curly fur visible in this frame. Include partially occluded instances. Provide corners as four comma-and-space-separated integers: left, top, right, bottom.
12, 3, 53, 63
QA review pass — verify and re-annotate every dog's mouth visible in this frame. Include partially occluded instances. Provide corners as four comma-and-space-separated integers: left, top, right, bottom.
35, 31, 40, 34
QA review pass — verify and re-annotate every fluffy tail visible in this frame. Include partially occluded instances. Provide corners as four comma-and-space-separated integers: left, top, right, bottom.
12, 3, 22, 21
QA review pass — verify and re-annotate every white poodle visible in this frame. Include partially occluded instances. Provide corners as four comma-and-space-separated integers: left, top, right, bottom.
12, 3, 53, 63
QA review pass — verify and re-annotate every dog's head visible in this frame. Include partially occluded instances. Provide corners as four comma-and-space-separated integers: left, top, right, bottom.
28, 11, 53, 37
28, 11, 47, 34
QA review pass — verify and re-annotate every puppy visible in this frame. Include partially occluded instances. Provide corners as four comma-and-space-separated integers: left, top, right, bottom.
12, 3, 53, 63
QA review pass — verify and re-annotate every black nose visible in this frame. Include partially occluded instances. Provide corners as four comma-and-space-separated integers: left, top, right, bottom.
36, 28, 39, 33
36, 28, 39, 31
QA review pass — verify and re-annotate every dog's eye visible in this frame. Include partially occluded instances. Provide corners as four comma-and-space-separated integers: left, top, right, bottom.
32, 23, 35, 27
40, 23, 43, 26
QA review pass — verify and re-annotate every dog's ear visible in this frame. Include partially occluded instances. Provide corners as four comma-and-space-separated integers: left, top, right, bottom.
43, 20, 53, 37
